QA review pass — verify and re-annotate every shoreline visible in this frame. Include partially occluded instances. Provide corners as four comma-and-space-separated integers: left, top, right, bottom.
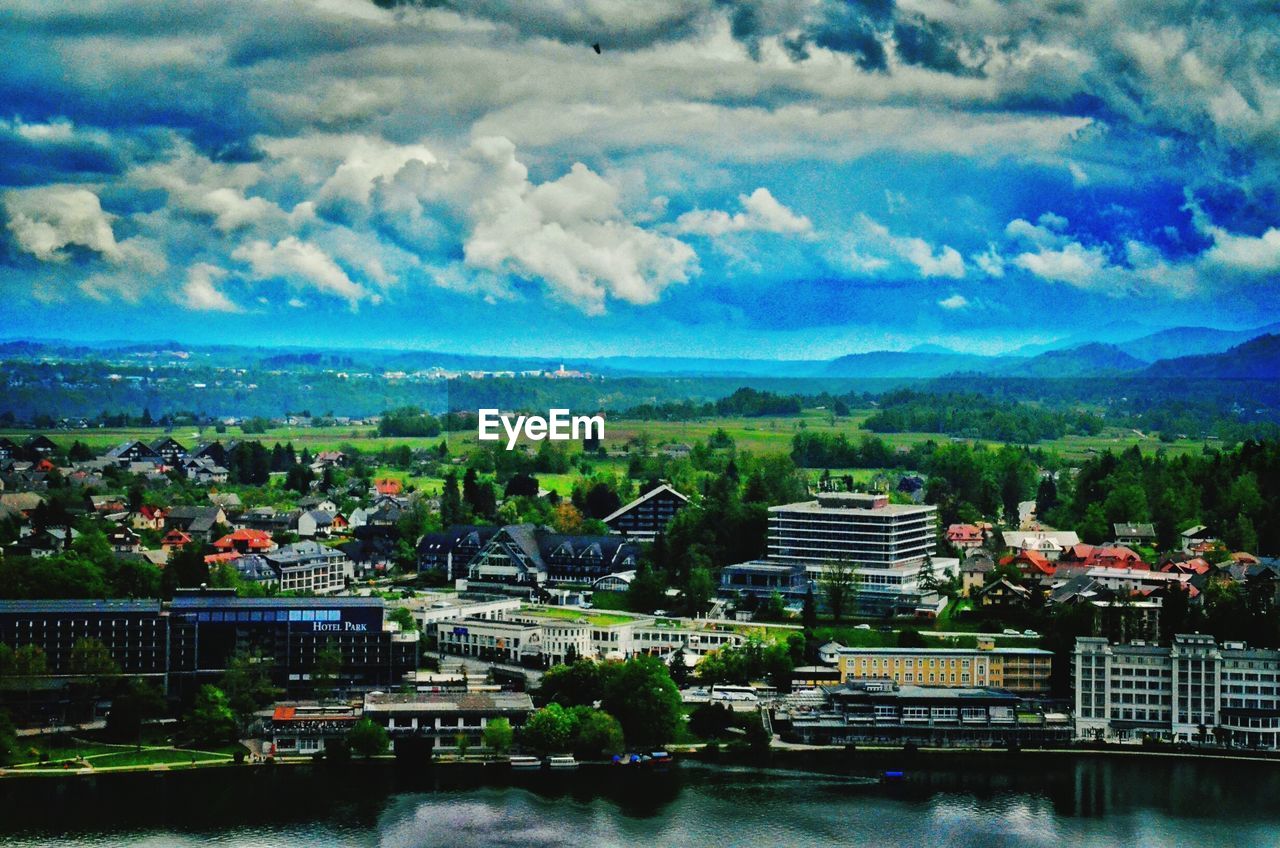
5, 740, 1280, 783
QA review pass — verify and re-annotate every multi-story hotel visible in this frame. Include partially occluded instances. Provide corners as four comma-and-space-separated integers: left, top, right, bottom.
763, 492, 949, 616
1074, 634, 1280, 748
835, 642, 1053, 695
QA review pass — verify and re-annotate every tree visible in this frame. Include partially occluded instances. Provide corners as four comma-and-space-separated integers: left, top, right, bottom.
821, 561, 857, 623
105, 679, 165, 743
483, 716, 514, 755
220, 651, 280, 726
164, 546, 210, 595
0, 709, 15, 766
684, 567, 715, 616
312, 642, 343, 702
522, 703, 575, 755
68, 637, 120, 721
388, 606, 418, 632
916, 558, 939, 594
601, 655, 681, 748
185, 685, 238, 746
571, 708, 624, 759
440, 472, 463, 527
348, 717, 390, 758
538, 659, 614, 707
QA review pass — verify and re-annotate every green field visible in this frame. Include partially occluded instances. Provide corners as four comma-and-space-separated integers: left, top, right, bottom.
0, 409, 1211, 470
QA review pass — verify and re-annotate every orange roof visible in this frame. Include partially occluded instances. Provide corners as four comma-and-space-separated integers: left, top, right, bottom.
272, 706, 296, 721
204, 551, 241, 564
162, 529, 192, 546
1003, 550, 1055, 577
213, 528, 275, 550
947, 524, 983, 542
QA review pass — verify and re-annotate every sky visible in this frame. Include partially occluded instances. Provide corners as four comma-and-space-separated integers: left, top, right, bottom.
1, 0, 1278, 359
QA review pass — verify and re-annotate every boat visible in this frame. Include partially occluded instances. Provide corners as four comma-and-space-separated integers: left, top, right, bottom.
546, 755, 579, 770
649, 750, 673, 764
508, 755, 542, 770
881, 770, 906, 782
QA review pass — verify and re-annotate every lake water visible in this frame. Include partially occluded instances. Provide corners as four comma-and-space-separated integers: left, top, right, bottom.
4, 753, 1280, 847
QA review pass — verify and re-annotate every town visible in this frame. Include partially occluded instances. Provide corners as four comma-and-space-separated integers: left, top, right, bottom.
0, 413, 1277, 774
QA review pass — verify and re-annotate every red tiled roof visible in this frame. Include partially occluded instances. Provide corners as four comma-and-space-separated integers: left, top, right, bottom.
213, 528, 274, 550
946, 524, 983, 542
273, 706, 296, 721
162, 529, 192, 546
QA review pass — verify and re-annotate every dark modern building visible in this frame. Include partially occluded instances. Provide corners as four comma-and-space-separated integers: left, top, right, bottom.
166, 591, 418, 698
603, 483, 689, 541
0, 592, 419, 705
417, 525, 501, 578
719, 560, 811, 605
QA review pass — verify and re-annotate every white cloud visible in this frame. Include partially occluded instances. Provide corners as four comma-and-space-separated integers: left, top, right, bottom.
459, 137, 697, 314
972, 243, 1006, 277
3, 186, 121, 262
1012, 241, 1110, 287
938, 293, 970, 310
181, 263, 240, 312
848, 214, 965, 278
1201, 225, 1280, 273
232, 236, 369, 308
674, 187, 812, 236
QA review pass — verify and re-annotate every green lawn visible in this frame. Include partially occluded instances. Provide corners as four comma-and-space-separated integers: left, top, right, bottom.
518, 606, 638, 627
88, 748, 228, 768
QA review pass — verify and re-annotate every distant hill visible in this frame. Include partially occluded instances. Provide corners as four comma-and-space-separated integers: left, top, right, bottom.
1144, 334, 1280, 380
998, 343, 1146, 378
1120, 322, 1280, 362
824, 350, 999, 378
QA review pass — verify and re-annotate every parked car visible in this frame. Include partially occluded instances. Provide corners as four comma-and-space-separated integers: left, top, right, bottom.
1002, 628, 1020, 636
855, 623, 872, 630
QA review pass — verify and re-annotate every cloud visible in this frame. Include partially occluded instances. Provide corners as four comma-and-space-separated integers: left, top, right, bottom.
232, 236, 370, 307
3, 186, 121, 262
848, 214, 965, 278
937, 293, 969, 310
180, 263, 241, 312
674, 187, 812, 236
1012, 241, 1111, 288
1200, 225, 1280, 274
461, 138, 697, 313
972, 243, 1005, 277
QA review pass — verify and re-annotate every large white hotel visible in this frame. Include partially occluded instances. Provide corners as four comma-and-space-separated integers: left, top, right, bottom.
723, 491, 950, 617
1075, 634, 1280, 748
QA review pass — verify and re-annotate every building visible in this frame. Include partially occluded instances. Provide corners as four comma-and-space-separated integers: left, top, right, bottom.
104, 440, 160, 467
1002, 530, 1081, 561
719, 561, 811, 605
946, 523, 986, 550
1114, 523, 1156, 547
460, 525, 640, 590
165, 505, 226, 541
1074, 634, 1280, 748
960, 552, 995, 596
417, 525, 502, 579
166, 591, 418, 698
363, 690, 535, 753
0, 599, 167, 678
602, 483, 689, 541
264, 541, 355, 594
776, 681, 1070, 747
263, 703, 360, 757
148, 437, 188, 465
835, 643, 1053, 695
761, 492, 944, 617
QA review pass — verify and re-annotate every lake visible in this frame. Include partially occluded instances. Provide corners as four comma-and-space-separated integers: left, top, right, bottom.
3, 753, 1280, 847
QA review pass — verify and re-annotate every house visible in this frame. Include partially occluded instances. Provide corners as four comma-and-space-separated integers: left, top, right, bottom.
296, 509, 336, 538
130, 505, 169, 531
960, 552, 996, 596
239, 507, 298, 534
947, 524, 986, 551
213, 528, 276, 554
1181, 525, 1217, 553
182, 456, 229, 484
1002, 530, 1080, 562
105, 440, 160, 467
1113, 523, 1156, 547
1001, 550, 1055, 580
164, 505, 226, 541
974, 577, 1033, 608
297, 496, 338, 514
148, 437, 188, 465
107, 526, 142, 553
161, 528, 193, 553
314, 450, 346, 468
466, 525, 549, 587
0, 437, 21, 462
190, 441, 232, 467
374, 478, 403, 497
602, 483, 689, 542
89, 494, 127, 514
22, 435, 57, 460
1158, 555, 1213, 576
1060, 544, 1148, 571
262, 703, 360, 757
208, 492, 242, 511
0, 491, 46, 516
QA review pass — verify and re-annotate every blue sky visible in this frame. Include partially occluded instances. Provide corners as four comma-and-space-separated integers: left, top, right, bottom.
2, 1, 1279, 359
